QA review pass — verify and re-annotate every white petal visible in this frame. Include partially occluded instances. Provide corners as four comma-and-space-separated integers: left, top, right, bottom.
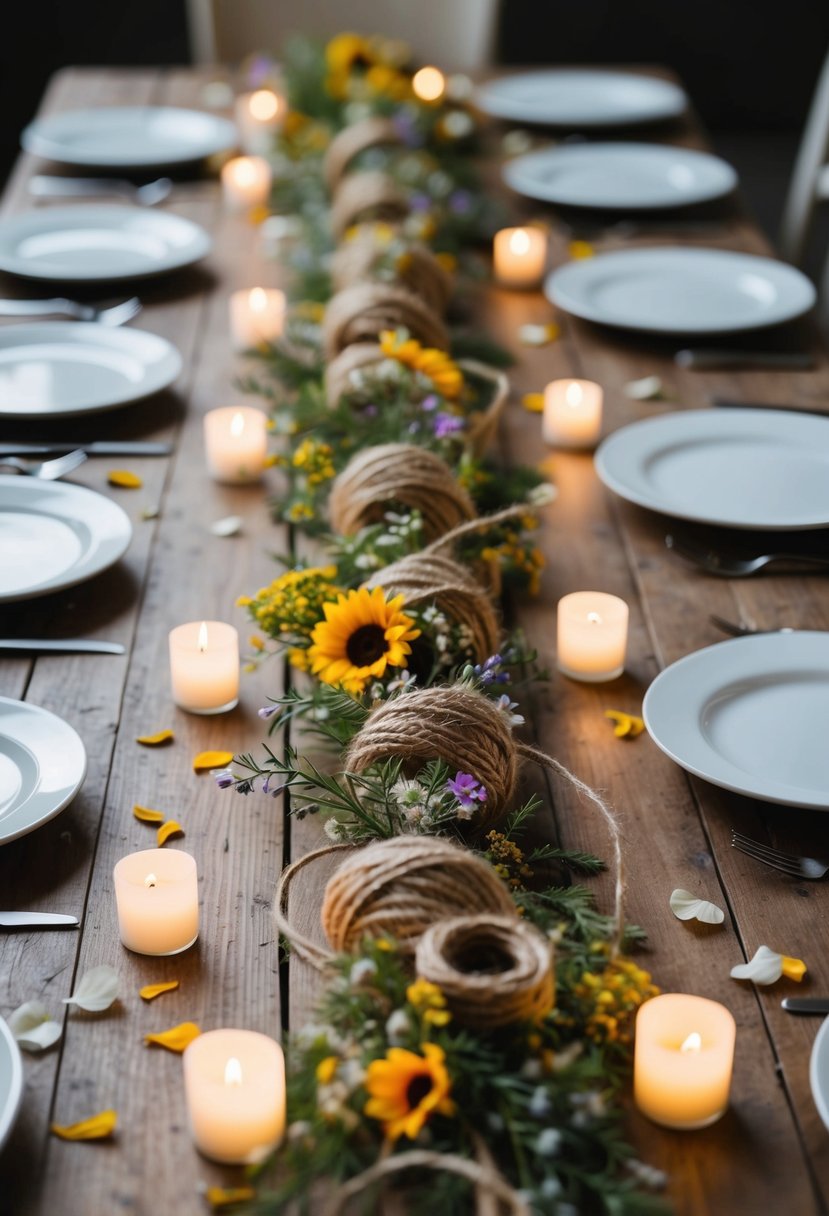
16, 1020, 63, 1052
669, 888, 725, 924
624, 375, 664, 401
210, 515, 242, 537
730, 945, 783, 985
62, 964, 119, 1012
8, 1001, 62, 1052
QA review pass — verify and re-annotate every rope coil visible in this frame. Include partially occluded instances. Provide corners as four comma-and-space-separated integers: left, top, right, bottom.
323, 116, 403, 191
330, 170, 409, 238
331, 234, 452, 315
322, 281, 449, 360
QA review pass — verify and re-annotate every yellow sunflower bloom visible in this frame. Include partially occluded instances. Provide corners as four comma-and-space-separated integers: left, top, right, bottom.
308, 587, 420, 694
325, 32, 374, 75
379, 330, 463, 400
364, 1043, 455, 1141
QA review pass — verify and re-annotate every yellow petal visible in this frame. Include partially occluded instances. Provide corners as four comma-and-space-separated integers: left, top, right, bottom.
193, 750, 234, 772
781, 955, 807, 982
51, 1109, 117, 1141
568, 240, 594, 260
522, 393, 544, 413
136, 730, 174, 747
107, 470, 143, 489
204, 1187, 256, 1209
139, 981, 180, 1002
157, 820, 184, 846
133, 804, 165, 824
145, 1022, 201, 1052
604, 710, 645, 739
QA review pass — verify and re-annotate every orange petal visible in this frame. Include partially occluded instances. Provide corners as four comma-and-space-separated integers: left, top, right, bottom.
139, 981, 180, 1002
133, 804, 165, 824
522, 393, 544, 413
136, 730, 174, 747
145, 1021, 201, 1052
204, 1187, 256, 1209
107, 470, 143, 489
157, 821, 184, 846
51, 1109, 117, 1140
193, 750, 234, 772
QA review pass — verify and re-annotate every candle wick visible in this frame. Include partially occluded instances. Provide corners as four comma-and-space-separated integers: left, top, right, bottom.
586, 612, 602, 625
144, 873, 157, 888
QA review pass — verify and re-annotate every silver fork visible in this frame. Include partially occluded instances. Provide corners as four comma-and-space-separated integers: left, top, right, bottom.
0, 450, 88, 479
709, 614, 794, 638
0, 296, 140, 326
731, 830, 829, 879
666, 534, 829, 577
29, 175, 173, 206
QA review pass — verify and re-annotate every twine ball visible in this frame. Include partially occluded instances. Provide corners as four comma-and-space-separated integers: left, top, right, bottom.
328, 443, 475, 541
321, 835, 517, 954
364, 551, 500, 664
345, 685, 519, 828
330, 237, 452, 315
323, 116, 404, 191
415, 915, 555, 1028
330, 170, 409, 239
324, 341, 389, 408
322, 282, 449, 362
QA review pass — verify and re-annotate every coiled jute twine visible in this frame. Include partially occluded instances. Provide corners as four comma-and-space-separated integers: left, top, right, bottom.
363, 550, 500, 663
323, 116, 404, 192
322, 281, 449, 361
330, 170, 409, 239
415, 915, 554, 1029
331, 235, 452, 315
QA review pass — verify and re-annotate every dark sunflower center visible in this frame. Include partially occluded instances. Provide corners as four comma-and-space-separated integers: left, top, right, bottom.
346, 624, 387, 667
406, 1073, 434, 1110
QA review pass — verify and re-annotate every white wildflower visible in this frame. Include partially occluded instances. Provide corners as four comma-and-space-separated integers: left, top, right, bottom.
535, 1128, 562, 1157
385, 1009, 410, 1045
349, 959, 377, 988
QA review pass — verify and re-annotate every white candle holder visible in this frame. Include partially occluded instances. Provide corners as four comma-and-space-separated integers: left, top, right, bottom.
169, 620, 240, 714
113, 848, 198, 956
493, 226, 548, 289
204, 405, 268, 484
221, 155, 272, 213
235, 88, 284, 154
229, 287, 286, 351
557, 591, 629, 682
542, 379, 603, 450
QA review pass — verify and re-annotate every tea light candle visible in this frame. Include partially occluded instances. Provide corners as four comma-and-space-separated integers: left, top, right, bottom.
113, 848, 198, 956
493, 226, 547, 289
543, 379, 603, 449
412, 66, 446, 103
557, 591, 629, 682
169, 620, 240, 714
184, 1029, 286, 1164
229, 287, 286, 350
221, 155, 272, 212
235, 88, 284, 153
634, 994, 736, 1129
204, 405, 268, 484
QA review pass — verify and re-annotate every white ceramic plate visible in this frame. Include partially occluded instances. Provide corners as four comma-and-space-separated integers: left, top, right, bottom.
0, 1015, 23, 1149
0, 696, 87, 845
810, 1017, 829, 1132
546, 247, 816, 335
644, 632, 829, 809
22, 106, 237, 168
0, 323, 181, 418
476, 70, 687, 128
0, 206, 211, 282
0, 475, 132, 602
504, 143, 738, 210
595, 408, 829, 530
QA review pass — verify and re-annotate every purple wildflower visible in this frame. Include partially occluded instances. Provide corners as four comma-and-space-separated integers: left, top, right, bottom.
448, 189, 472, 215
214, 769, 235, 789
258, 703, 280, 720
446, 771, 488, 813
473, 653, 508, 685
392, 112, 424, 148
409, 192, 432, 213
434, 413, 465, 439
361, 403, 379, 418
420, 393, 440, 412
495, 694, 525, 726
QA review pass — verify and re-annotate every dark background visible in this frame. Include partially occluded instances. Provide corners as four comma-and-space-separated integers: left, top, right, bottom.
1, 0, 827, 266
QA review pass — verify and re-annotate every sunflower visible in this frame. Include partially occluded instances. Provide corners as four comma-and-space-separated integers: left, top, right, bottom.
364, 1043, 455, 1140
308, 587, 420, 694
379, 330, 463, 400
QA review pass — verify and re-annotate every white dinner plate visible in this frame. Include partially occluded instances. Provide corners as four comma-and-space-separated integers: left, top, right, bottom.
0, 206, 211, 282
0, 475, 132, 602
504, 143, 738, 210
476, 70, 687, 128
0, 696, 87, 844
0, 323, 181, 418
595, 408, 829, 530
0, 1015, 23, 1149
643, 632, 829, 809
22, 106, 237, 169
546, 247, 816, 335
810, 1017, 829, 1133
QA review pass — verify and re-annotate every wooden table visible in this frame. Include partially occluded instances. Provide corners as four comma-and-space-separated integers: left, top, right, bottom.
1, 65, 828, 1216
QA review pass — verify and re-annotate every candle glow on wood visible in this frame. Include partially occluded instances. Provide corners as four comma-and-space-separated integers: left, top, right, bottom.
493, 225, 547, 288
221, 155, 272, 212
557, 591, 629, 682
113, 848, 199, 956
542, 379, 604, 449
204, 405, 268, 483
229, 287, 286, 350
169, 619, 240, 714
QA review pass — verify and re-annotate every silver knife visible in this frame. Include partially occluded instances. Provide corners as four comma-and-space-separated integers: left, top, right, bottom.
0, 441, 172, 457
675, 349, 816, 371
0, 639, 125, 655
0, 912, 79, 928
781, 997, 829, 1014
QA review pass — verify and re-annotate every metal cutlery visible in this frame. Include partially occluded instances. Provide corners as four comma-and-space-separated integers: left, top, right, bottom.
782, 998, 829, 1014
730, 830, 828, 879
675, 349, 816, 371
709, 614, 794, 638
29, 174, 173, 206
0, 450, 87, 480
0, 639, 125, 655
712, 397, 829, 418
0, 912, 78, 928
666, 534, 829, 577
0, 441, 172, 457
563, 218, 728, 241
0, 295, 140, 326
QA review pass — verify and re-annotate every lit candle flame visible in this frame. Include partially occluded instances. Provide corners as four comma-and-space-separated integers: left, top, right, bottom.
198, 621, 209, 652
144, 873, 157, 888
412, 66, 445, 102
680, 1032, 702, 1054
249, 287, 267, 312
235, 158, 256, 185
586, 611, 602, 625
230, 411, 245, 438
509, 228, 531, 256
224, 1056, 243, 1086
565, 382, 584, 408
249, 89, 279, 121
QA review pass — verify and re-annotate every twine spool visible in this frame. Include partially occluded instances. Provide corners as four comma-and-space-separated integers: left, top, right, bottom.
331, 235, 452, 315
364, 551, 500, 664
328, 443, 476, 541
324, 341, 390, 407
322, 282, 449, 361
321, 835, 517, 955
330, 170, 409, 239
415, 915, 555, 1029
323, 117, 404, 192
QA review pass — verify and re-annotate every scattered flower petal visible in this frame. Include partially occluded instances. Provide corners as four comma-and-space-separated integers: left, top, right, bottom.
107, 470, 143, 489
502, 129, 534, 157
210, 515, 243, 538
139, 981, 180, 1002
731, 945, 807, 986
568, 240, 594, 260
145, 1021, 201, 1052
52, 1109, 117, 1141
624, 375, 665, 401
522, 393, 544, 413
669, 889, 725, 925
63, 964, 119, 1013
193, 750, 234, 772
8, 1001, 62, 1052
604, 710, 645, 739
202, 1186, 257, 1209
518, 322, 560, 347
140, 505, 160, 520
135, 730, 174, 747
133, 804, 165, 824
157, 820, 185, 846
